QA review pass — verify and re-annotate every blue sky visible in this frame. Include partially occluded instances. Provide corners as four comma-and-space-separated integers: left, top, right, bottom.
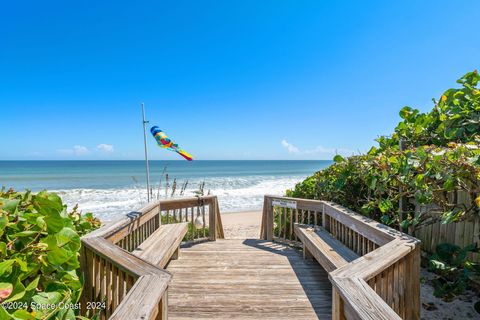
1, 1, 479, 160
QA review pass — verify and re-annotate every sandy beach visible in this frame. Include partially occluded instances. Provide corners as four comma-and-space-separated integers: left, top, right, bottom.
220, 210, 262, 239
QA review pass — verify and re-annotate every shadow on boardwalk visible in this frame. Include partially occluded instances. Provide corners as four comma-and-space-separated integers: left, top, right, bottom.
243, 239, 332, 319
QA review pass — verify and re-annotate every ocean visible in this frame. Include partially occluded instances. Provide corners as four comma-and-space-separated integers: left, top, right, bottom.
0, 160, 330, 220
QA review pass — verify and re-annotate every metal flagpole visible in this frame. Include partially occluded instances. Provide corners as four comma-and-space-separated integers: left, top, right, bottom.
141, 103, 151, 202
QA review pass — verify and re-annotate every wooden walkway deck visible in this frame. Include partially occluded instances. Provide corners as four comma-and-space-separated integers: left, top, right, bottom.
166, 239, 332, 320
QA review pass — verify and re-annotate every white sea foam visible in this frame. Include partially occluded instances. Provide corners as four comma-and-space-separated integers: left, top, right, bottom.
54, 175, 305, 221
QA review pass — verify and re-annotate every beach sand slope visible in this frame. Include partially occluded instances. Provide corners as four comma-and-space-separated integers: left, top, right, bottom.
220, 210, 262, 239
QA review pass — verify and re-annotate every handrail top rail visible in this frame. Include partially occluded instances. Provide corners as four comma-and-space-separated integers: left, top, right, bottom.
82, 236, 172, 278
264, 194, 328, 204
83, 195, 217, 240
321, 200, 419, 245
264, 195, 419, 246
332, 277, 401, 320
109, 274, 169, 319
329, 238, 415, 280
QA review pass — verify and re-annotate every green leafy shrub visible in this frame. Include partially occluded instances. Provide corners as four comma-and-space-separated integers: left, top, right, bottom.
428, 243, 480, 300
387, 70, 480, 149
0, 188, 100, 319
288, 71, 480, 231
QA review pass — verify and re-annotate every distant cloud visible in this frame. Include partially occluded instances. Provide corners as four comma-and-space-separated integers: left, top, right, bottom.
57, 145, 90, 156
73, 145, 90, 155
281, 140, 300, 154
280, 140, 353, 158
97, 144, 114, 153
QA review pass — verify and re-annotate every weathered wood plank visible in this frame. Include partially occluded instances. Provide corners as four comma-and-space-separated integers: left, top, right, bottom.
321, 202, 397, 246
333, 277, 401, 320
132, 222, 188, 268
294, 223, 359, 272
167, 239, 331, 320
110, 275, 167, 320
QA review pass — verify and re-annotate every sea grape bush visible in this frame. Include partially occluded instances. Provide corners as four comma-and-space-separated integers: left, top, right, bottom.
289, 144, 479, 230
0, 188, 100, 319
287, 71, 480, 231
287, 71, 480, 300
377, 70, 480, 150
428, 243, 480, 300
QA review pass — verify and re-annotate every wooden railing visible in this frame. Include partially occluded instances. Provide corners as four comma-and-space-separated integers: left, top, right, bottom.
260, 195, 420, 320
80, 196, 224, 320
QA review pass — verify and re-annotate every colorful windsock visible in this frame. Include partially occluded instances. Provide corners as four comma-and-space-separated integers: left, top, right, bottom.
150, 126, 193, 161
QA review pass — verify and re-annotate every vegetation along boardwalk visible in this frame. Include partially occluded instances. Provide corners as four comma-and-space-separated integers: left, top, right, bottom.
167, 239, 332, 319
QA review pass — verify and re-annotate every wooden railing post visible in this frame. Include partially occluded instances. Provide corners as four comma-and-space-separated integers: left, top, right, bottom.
215, 198, 225, 239
332, 288, 345, 320
157, 290, 168, 320
405, 246, 421, 320
260, 196, 274, 240
209, 199, 216, 241
260, 196, 267, 240
79, 245, 92, 316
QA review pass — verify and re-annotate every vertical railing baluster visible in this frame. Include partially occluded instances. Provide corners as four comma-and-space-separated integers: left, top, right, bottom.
202, 205, 206, 238
112, 265, 118, 312
190, 207, 194, 241
94, 254, 101, 301
288, 209, 291, 240
294, 208, 299, 241
126, 274, 135, 292
195, 206, 200, 240
118, 270, 125, 302
88, 250, 94, 313
105, 261, 111, 318
276, 207, 280, 238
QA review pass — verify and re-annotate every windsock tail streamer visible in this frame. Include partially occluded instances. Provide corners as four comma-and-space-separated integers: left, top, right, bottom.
178, 149, 193, 161
150, 126, 193, 161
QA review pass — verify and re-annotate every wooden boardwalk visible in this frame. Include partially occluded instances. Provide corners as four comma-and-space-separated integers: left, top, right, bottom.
166, 239, 332, 320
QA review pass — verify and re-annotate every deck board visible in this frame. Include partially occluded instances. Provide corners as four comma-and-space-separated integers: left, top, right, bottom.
166, 239, 332, 319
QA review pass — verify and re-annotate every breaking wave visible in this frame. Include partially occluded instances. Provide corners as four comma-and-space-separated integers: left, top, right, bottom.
54, 175, 306, 221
